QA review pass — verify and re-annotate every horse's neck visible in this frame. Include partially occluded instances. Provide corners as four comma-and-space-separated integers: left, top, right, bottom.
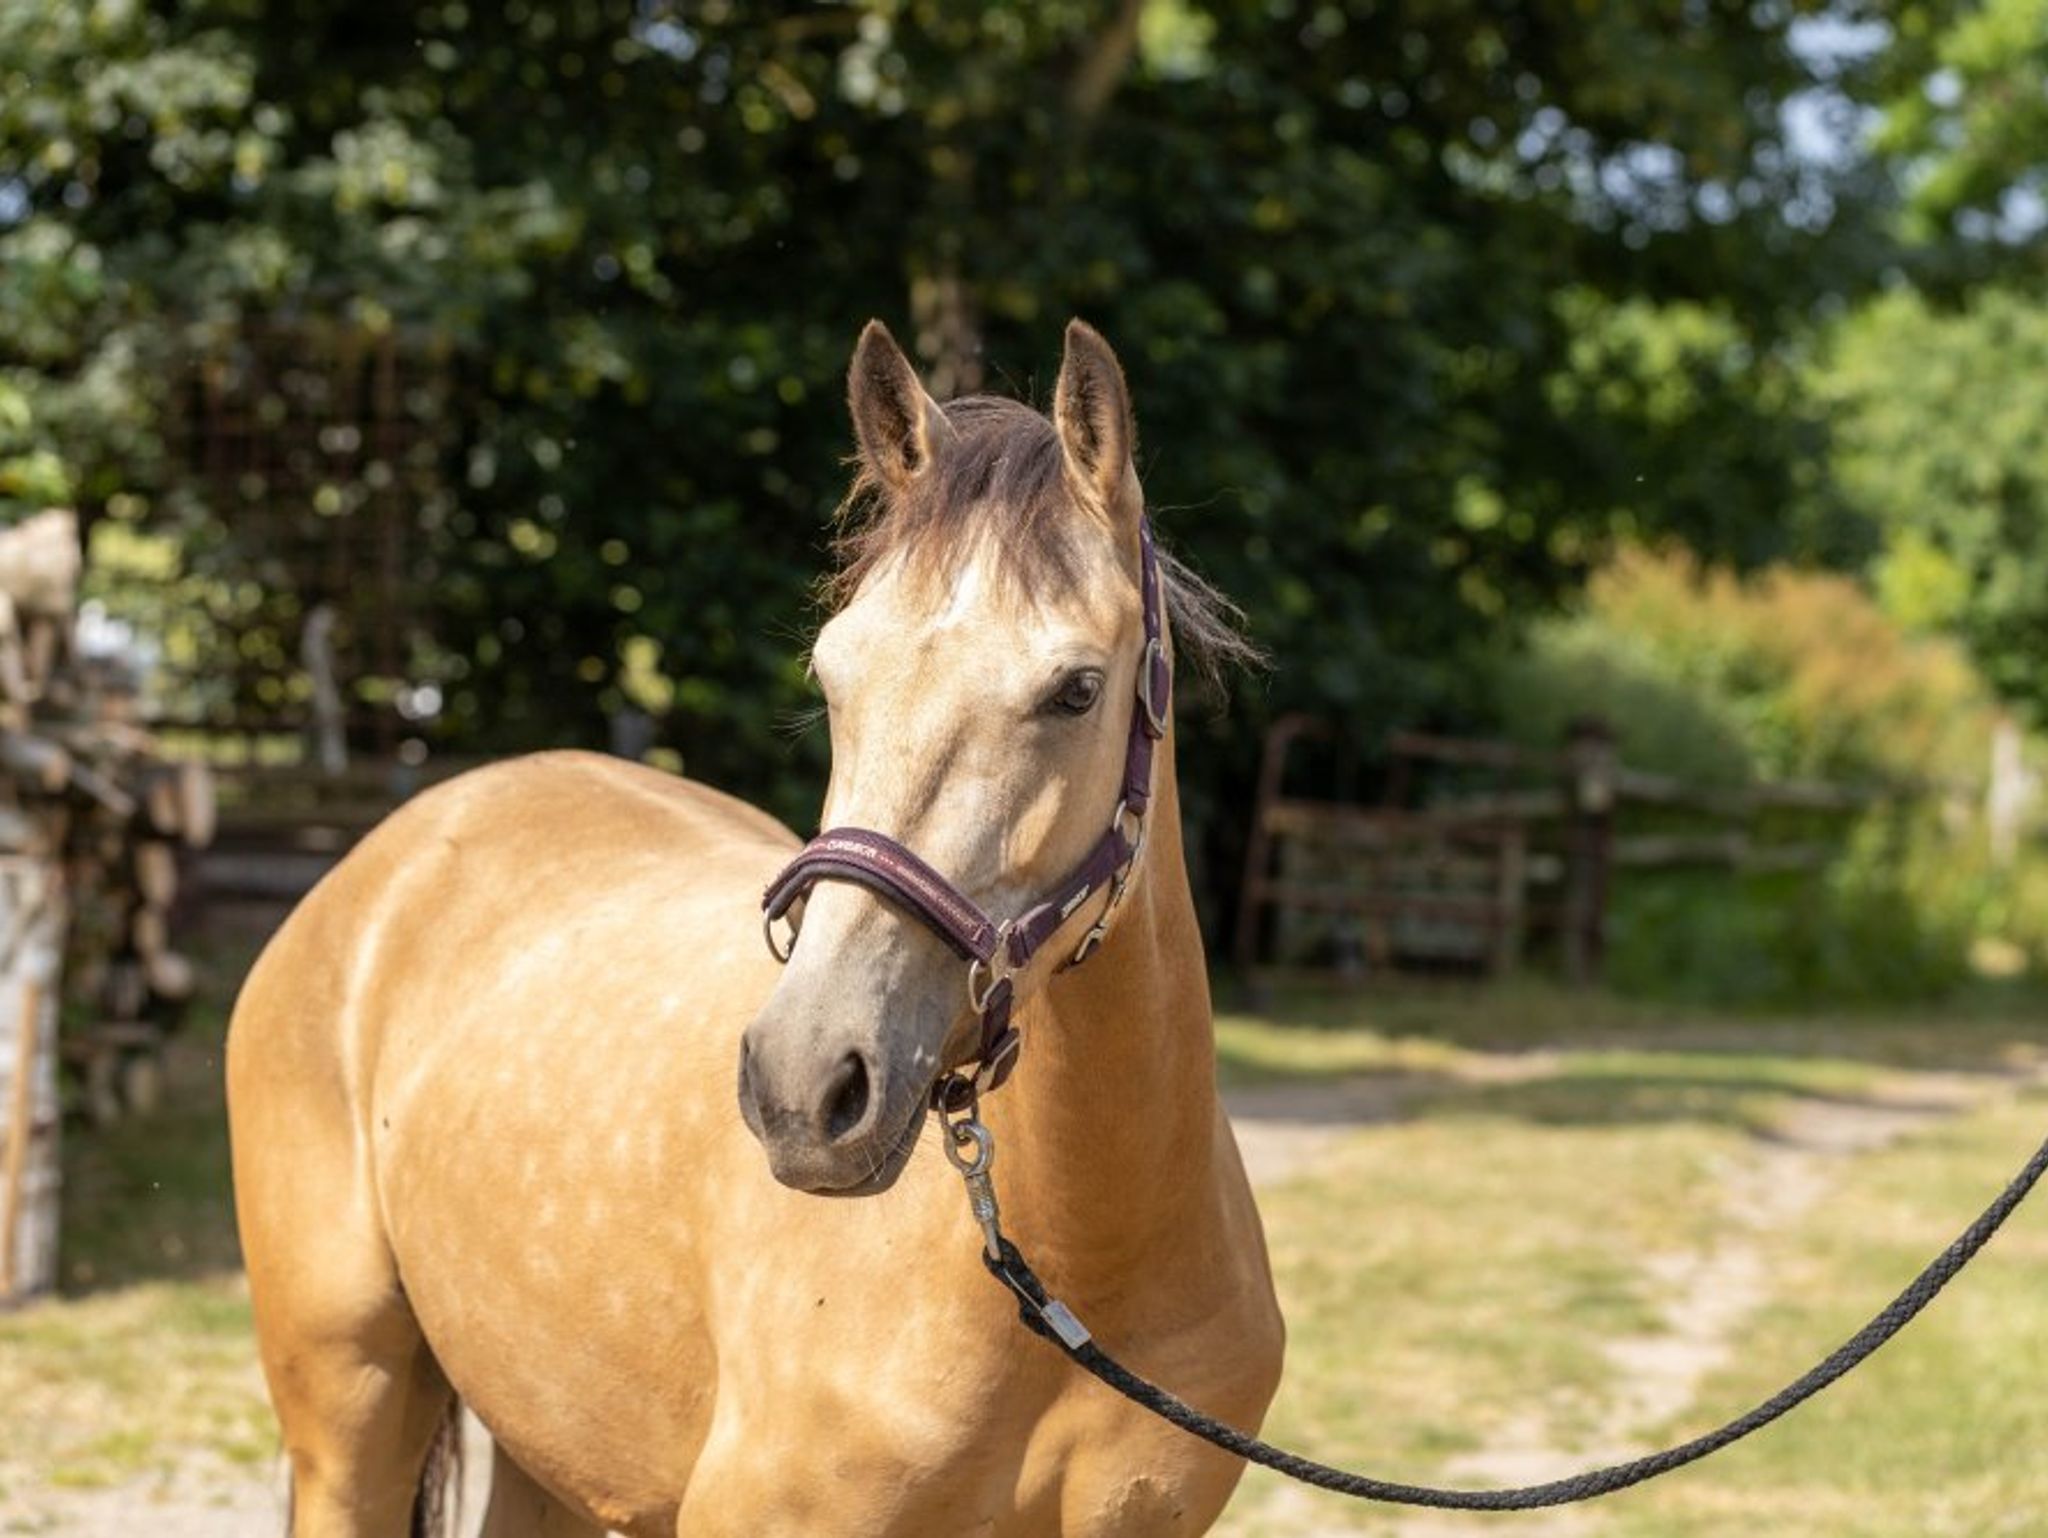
987, 745, 1226, 1290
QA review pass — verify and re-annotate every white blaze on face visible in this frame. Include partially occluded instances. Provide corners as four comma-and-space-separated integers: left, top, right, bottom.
929, 541, 992, 633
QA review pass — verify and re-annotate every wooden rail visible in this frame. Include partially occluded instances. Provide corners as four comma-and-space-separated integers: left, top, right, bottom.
1237, 715, 1883, 985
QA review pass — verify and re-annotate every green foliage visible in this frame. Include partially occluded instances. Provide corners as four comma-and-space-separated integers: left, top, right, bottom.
1875, 0, 2048, 250
0, 0, 1896, 864
1821, 287, 2048, 723
1605, 820, 1977, 1010
1499, 544, 2001, 786
1498, 546, 2018, 1006
0, 377, 73, 518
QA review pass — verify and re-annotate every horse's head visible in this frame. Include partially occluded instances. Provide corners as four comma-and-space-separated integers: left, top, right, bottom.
738, 319, 1153, 1194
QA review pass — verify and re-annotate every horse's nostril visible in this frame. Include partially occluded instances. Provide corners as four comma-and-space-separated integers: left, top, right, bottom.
822, 1051, 871, 1142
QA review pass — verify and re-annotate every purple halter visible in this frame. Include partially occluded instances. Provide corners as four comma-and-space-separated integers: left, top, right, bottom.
762, 517, 1171, 1109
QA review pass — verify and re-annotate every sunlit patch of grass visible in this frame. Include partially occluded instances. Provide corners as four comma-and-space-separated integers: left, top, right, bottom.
1599, 1088, 2048, 1538
1219, 974, 1704, 1052
1216, 1016, 2048, 1538
1219, 1105, 1749, 1535
0, 1276, 271, 1490
1218, 976, 2048, 1086
1214, 1013, 1475, 1086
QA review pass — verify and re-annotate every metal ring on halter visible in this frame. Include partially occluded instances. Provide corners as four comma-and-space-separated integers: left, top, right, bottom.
1138, 636, 1169, 736
1070, 803, 1147, 966
1113, 798, 1146, 869
763, 909, 796, 964
941, 1112, 993, 1177
931, 1067, 980, 1116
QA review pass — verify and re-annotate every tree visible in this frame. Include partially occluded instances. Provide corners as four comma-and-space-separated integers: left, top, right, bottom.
1820, 287, 2048, 721
0, 0, 1901, 919
1874, 0, 2048, 264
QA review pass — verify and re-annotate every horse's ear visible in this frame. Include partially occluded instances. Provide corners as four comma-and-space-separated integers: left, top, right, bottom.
1053, 318, 1137, 523
848, 320, 953, 491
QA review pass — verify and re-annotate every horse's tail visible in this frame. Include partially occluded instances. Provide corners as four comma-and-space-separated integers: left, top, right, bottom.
411, 1396, 465, 1538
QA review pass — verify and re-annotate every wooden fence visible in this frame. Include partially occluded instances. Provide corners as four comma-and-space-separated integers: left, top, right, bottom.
1235, 714, 1881, 984
187, 752, 487, 904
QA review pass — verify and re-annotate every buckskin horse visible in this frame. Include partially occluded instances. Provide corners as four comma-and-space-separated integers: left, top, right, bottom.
227, 319, 1285, 1536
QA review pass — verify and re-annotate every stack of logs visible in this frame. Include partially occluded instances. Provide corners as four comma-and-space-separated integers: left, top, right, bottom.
0, 509, 214, 1305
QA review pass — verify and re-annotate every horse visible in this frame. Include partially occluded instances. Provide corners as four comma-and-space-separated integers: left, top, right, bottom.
227, 318, 1286, 1537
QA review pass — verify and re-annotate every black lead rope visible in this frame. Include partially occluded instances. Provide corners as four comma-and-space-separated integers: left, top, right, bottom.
979, 1129, 2048, 1512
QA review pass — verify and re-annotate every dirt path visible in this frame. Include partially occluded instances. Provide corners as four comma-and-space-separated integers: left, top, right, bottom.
1229, 1057, 2048, 1538
0, 1465, 284, 1538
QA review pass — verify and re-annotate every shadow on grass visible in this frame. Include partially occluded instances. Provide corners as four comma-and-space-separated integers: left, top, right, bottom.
1217, 973, 2048, 1141
58, 951, 250, 1295
1222, 971, 2048, 1068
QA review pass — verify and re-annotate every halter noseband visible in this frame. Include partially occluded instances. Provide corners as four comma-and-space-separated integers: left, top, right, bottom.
761, 516, 1171, 1111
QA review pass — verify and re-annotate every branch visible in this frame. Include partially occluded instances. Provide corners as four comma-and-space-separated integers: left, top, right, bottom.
1067, 0, 1148, 127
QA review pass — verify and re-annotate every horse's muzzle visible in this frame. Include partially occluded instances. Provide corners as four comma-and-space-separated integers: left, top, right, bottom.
736, 1022, 924, 1195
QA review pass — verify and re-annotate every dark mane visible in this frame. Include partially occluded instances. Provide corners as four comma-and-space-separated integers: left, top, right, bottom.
829, 395, 1260, 683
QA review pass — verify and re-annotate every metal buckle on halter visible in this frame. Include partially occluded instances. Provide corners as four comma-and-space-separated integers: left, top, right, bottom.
1138, 636, 1169, 737
1070, 800, 1146, 966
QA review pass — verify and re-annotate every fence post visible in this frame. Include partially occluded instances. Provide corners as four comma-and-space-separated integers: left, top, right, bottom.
1234, 714, 1320, 974
1987, 712, 2036, 869
1562, 715, 1617, 987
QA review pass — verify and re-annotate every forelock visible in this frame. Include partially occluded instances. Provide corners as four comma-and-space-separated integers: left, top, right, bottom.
828, 395, 1083, 608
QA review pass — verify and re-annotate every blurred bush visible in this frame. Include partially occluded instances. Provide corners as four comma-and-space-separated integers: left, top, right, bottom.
1818, 289, 2048, 723
1603, 818, 1979, 1010
1496, 546, 2035, 1007
1499, 545, 2003, 786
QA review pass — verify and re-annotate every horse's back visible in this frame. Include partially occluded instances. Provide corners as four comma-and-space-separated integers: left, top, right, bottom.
233, 749, 792, 1043
230, 750, 794, 1129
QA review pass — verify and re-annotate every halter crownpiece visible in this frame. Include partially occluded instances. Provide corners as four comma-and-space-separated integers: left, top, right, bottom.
761, 515, 1170, 1108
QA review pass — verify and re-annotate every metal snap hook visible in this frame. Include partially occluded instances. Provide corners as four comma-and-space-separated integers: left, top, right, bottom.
938, 1111, 1004, 1259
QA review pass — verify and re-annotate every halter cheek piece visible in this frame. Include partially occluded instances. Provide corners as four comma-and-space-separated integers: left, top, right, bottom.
761, 517, 1171, 1111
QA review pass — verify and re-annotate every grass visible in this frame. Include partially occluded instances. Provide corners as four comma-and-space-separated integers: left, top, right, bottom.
1211, 981, 2048, 1537
1600, 1087, 2048, 1538
0, 946, 270, 1501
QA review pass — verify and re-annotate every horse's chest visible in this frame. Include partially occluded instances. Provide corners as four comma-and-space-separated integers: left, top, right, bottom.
695, 1306, 1260, 1538
1033, 1353, 1262, 1537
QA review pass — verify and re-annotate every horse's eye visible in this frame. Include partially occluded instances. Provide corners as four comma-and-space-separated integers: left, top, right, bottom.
1046, 669, 1104, 717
